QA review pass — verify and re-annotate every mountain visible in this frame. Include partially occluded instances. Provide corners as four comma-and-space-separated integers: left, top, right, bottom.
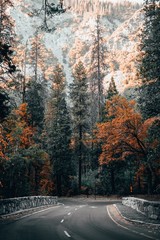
10, 0, 143, 93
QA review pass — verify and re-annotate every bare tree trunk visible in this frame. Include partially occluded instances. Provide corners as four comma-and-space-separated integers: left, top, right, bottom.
22, 41, 28, 103
78, 126, 82, 193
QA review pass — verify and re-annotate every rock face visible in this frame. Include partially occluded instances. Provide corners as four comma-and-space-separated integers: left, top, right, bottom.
10, 0, 143, 93
122, 197, 160, 220
0, 196, 58, 215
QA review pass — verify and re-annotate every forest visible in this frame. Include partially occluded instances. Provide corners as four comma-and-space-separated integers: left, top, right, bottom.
0, 0, 160, 199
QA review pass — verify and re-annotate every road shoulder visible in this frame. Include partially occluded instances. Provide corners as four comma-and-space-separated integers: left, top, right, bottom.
107, 204, 160, 240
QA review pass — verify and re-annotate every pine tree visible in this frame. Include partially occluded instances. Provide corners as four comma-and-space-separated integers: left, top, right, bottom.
26, 79, 46, 131
45, 64, 72, 196
140, 0, 160, 83
0, 102, 53, 198
90, 15, 107, 122
70, 61, 89, 192
34, 0, 67, 32
0, 0, 16, 85
0, 90, 10, 122
107, 77, 118, 100
138, 0, 160, 119
102, 76, 118, 122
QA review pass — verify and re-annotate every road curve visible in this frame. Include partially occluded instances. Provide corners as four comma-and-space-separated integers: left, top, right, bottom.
0, 198, 159, 240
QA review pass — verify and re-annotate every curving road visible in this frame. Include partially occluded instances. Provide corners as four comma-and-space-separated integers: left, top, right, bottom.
0, 199, 159, 240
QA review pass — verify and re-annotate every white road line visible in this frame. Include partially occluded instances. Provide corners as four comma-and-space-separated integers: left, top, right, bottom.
106, 206, 158, 240
75, 208, 78, 211
64, 206, 70, 209
16, 206, 60, 220
67, 212, 71, 216
114, 204, 160, 226
61, 219, 64, 223
64, 230, 71, 238
90, 206, 97, 209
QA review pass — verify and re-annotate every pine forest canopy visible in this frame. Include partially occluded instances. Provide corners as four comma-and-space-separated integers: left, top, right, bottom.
0, 0, 160, 198
63, 0, 142, 16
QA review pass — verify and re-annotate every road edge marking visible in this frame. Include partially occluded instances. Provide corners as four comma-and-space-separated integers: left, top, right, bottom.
64, 230, 71, 238
114, 204, 160, 227
17, 205, 60, 220
106, 206, 158, 240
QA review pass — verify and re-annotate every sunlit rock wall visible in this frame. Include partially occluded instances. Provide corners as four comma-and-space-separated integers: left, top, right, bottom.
122, 197, 160, 220
0, 196, 58, 215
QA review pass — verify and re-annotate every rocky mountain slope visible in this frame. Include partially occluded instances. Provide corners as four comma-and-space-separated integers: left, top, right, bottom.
10, 0, 144, 93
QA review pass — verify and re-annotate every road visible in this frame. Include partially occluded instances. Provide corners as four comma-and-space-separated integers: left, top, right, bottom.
0, 198, 159, 240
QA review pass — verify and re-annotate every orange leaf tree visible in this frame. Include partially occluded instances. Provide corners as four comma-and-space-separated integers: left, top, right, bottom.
6, 103, 34, 152
0, 103, 53, 197
95, 95, 160, 193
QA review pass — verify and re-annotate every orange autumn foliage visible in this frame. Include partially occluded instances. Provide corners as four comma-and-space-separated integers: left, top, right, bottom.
96, 96, 160, 165
40, 157, 54, 195
6, 103, 34, 151
0, 125, 8, 159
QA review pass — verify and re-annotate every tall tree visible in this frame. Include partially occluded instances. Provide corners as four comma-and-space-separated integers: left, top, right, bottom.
100, 76, 119, 192
96, 95, 160, 194
102, 76, 119, 121
107, 77, 118, 100
26, 79, 46, 132
140, 0, 160, 83
70, 61, 89, 192
0, 103, 53, 197
0, 89, 10, 122
90, 15, 107, 122
0, 0, 16, 85
33, 0, 67, 32
138, 0, 160, 119
45, 64, 72, 196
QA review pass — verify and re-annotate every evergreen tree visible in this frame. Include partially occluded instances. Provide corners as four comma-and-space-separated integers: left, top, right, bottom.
102, 76, 118, 122
101, 77, 119, 193
107, 77, 118, 100
140, 0, 160, 83
138, 0, 160, 119
26, 79, 46, 131
0, 103, 53, 198
70, 61, 89, 192
34, 0, 67, 32
90, 15, 107, 122
0, 0, 16, 84
0, 90, 10, 122
45, 64, 72, 196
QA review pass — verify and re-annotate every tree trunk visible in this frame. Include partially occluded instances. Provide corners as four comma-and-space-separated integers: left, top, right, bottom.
78, 127, 82, 193
110, 166, 115, 194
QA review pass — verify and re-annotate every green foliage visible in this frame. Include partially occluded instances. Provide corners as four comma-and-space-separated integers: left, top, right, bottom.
0, 146, 53, 198
138, 1, 160, 119
26, 80, 46, 130
0, 103, 53, 198
138, 0, 160, 118
70, 61, 90, 191
102, 76, 119, 122
137, 81, 160, 119
140, 0, 160, 83
45, 64, 73, 196
0, 90, 10, 122
0, 0, 16, 84
107, 77, 118, 100
70, 61, 89, 135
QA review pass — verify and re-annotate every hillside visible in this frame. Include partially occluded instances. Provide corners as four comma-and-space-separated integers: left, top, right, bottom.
10, 0, 143, 93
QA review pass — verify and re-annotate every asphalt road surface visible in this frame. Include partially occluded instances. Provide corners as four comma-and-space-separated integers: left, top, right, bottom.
0, 199, 159, 240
